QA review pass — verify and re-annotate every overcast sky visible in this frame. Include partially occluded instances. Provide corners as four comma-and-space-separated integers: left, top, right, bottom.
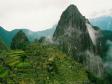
0, 0, 112, 31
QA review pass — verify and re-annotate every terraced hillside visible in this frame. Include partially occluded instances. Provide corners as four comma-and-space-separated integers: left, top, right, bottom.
0, 43, 89, 84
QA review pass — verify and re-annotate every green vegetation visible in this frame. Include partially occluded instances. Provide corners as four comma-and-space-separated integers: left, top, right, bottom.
0, 43, 89, 84
0, 37, 8, 51
0, 26, 56, 46
10, 30, 29, 50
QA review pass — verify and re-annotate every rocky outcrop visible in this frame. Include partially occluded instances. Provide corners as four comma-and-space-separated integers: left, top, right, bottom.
53, 4, 104, 78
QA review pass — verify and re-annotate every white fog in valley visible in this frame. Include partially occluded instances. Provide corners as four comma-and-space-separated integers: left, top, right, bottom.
0, 0, 112, 31
104, 40, 112, 74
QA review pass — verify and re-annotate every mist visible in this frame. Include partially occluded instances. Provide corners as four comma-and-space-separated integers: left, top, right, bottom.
104, 40, 112, 74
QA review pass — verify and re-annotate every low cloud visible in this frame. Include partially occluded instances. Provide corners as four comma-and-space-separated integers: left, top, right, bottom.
104, 40, 112, 74
90, 9, 112, 18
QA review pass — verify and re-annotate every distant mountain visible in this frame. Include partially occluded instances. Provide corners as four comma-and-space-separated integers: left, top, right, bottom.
0, 37, 8, 51
1, 16, 112, 47
90, 16, 112, 30
0, 27, 17, 46
0, 26, 56, 46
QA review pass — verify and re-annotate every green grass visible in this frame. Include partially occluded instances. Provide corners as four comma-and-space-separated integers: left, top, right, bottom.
0, 43, 89, 84
16, 62, 32, 68
0, 65, 9, 78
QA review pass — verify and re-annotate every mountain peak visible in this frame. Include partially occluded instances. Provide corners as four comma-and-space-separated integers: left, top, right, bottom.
53, 4, 87, 39
66, 4, 77, 10
53, 4, 94, 52
64, 4, 83, 18
57, 4, 85, 29
66, 4, 79, 11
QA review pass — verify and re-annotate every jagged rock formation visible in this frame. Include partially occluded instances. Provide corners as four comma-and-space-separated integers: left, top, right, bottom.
53, 4, 104, 78
53, 5, 95, 56
10, 30, 29, 50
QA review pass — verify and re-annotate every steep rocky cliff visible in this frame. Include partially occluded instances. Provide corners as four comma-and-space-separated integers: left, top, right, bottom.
53, 5, 104, 78
53, 5, 95, 57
